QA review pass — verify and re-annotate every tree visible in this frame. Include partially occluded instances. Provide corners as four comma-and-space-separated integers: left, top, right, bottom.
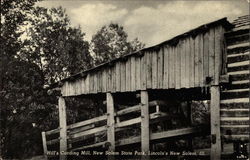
20, 6, 93, 84
91, 23, 145, 65
0, 0, 45, 158
0, 2, 93, 158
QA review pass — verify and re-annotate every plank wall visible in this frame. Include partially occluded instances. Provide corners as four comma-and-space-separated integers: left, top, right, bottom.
62, 26, 226, 96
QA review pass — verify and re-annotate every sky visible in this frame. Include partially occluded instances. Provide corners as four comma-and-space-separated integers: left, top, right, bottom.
37, 0, 249, 47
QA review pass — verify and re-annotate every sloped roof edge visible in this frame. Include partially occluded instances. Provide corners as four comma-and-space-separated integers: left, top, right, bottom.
49, 17, 233, 89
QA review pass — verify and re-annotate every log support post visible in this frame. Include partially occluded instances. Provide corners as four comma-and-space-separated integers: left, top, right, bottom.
187, 101, 193, 151
210, 85, 221, 160
41, 132, 48, 160
106, 92, 115, 160
140, 90, 150, 159
59, 97, 67, 160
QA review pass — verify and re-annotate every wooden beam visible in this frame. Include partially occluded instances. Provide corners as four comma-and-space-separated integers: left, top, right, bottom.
59, 97, 67, 160
115, 112, 167, 128
106, 93, 115, 160
141, 90, 150, 159
68, 115, 107, 130
71, 141, 107, 151
116, 127, 203, 147
187, 101, 193, 150
69, 126, 106, 139
45, 128, 60, 135
210, 86, 221, 160
41, 132, 48, 160
151, 127, 202, 140
46, 138, 59, 145
116, 100, 168, 116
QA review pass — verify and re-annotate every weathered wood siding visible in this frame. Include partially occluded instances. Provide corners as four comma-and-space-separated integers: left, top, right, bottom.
62, 25, 226, 96
220, 16, 250, 142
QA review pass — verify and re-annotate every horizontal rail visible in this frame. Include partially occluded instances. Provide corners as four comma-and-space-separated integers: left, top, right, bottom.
47, 138, 59, 145
68, 124, 95, 135
70, 126, 107, 139
116, 112, 168, 128
116, 100, 167, 116
45, 115, 107, 136
45, 100, 168, 146
116, 104, 141, 116
116, 127, 202, 147
45, 128, 60, 136
68, 115, 107, 130
71, 141, 107, 151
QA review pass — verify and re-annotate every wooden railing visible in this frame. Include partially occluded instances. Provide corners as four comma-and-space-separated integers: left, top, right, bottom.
42, 100, 203, 158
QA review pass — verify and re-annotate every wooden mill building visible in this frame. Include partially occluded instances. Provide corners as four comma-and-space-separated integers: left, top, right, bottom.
42, 16, 250, 160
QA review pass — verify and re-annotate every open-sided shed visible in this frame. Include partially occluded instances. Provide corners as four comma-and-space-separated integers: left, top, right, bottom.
42, 16, 249, 160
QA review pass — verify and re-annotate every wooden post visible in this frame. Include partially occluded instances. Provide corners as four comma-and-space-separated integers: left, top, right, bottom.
141, 90, 150, 159
59, 97, 67, 160
41, 132, 48, 160
210, 86, 221, 160
187, 101, 193, 151
106, 92, 115, 160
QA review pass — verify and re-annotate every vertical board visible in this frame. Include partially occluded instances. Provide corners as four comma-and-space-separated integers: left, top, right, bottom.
152, 50, 158, 89
88, 73, 92, 93
203, 31, 209, 86
140, 53, 146, 90
73, 80, 77, 95
146, 51, 152, 89
62, 82, 67, 96
71, 81, 75, 96
208, 28, 215, 84
168, 47, 173, 88
112, 65, 116, 92
168, 46, 173, 88
194, 35, 200, 87
199, 34, 204, 86
77, 79, 82, 95
107, 67, 112, 92
41, 132, 48, 160
141, 91, 149, 160
93, 72, 97, 93
59, 97, 67, 160
92, 73, 96, 93
135, 57, 141, 90
130, 56, 136, 91
210, 86, 221, 160
157, 47, 163, 88
185, 38, 190, 88
125, 58, 131, 91
77, 80, 80, 95
81, 77, 85, 94
163, 45, 169, 89
190, 37, 195, 87
120, 62, 126, 92
214, 26, 223, 85
106, 93, 115, 159
61, 82, 66, 96
89, 73, 93, 93
180, 39, 186, 88
115, 62, 121, 92
102, 69, 107, 92
86, 74, 90, 94
175, 44, 180, 89
98, 71, 102, 93
110, 67, 113, 92
172, 46, 177, 88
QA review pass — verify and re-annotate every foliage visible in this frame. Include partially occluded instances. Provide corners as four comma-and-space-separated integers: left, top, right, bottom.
0, 1, 93, 158
91, 23, 145, 65
19, 6, 93, 84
